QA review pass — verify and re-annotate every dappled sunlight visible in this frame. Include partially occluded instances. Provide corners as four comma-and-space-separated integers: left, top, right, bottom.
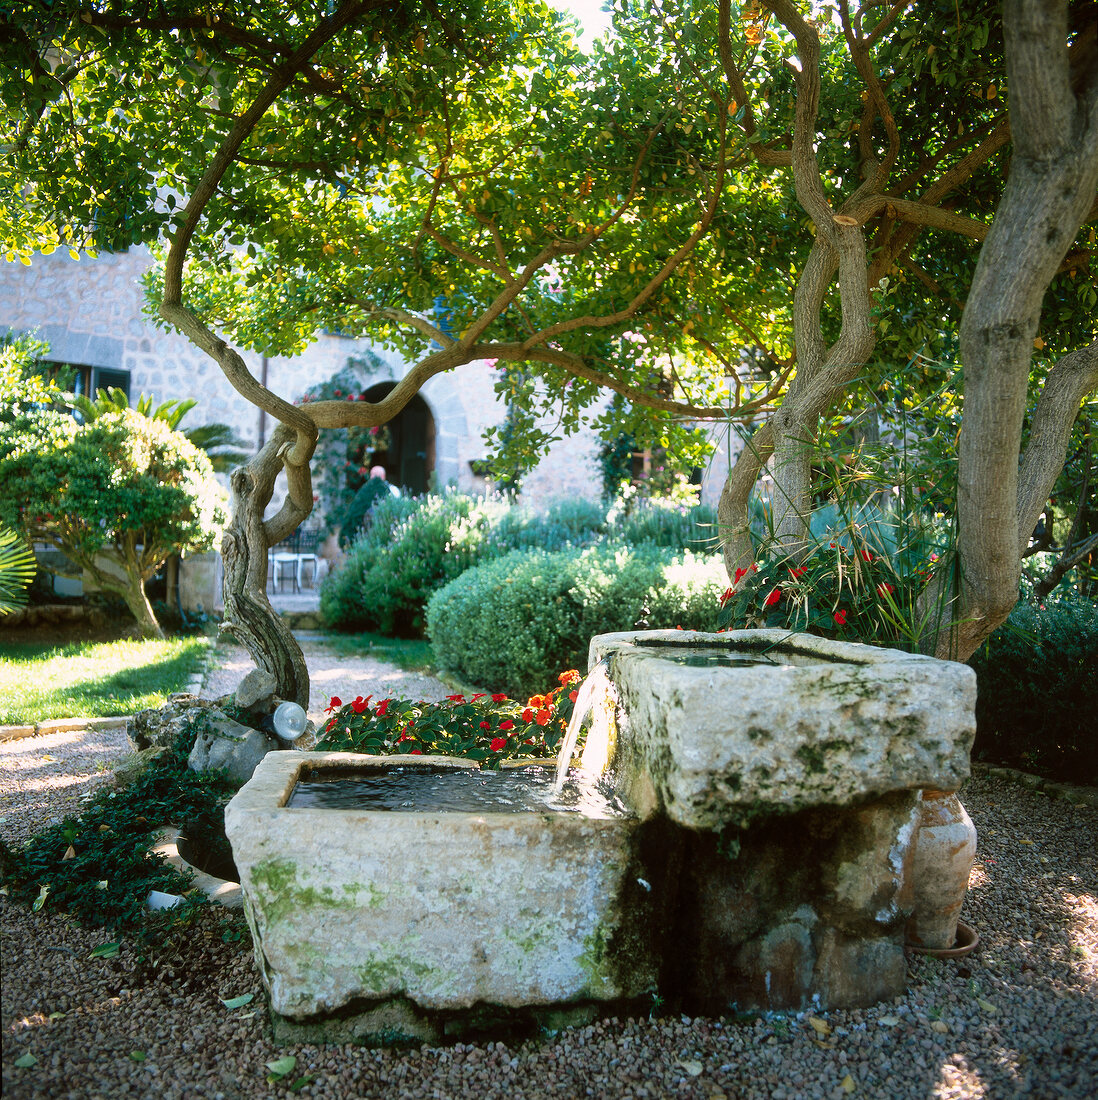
1063, 888, 1098, 984
933, 1054, 988, 1097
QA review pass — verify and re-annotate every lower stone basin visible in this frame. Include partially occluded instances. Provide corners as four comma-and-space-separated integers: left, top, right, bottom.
225, 753, 655, 1038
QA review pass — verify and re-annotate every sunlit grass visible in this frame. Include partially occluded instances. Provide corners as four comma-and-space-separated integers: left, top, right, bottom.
317, 631, 435, 673
0, 637, 210, 724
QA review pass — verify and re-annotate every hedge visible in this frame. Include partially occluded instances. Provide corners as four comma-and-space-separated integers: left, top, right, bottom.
426, 545, 727, 698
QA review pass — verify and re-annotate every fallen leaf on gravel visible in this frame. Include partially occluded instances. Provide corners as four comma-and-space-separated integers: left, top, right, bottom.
840, 1073, 855, 1093
95, 880, 108, 890
976, 998, 997, 1014
677, 1059, 704, 1076
48, 1011, 65, 1020
930, 1021, 949, 1034
221, 993, 254, 1010
878, 1015, 900, 1026
1019, 838, 1033, 844
32, 885, 49, 911
289, 1077, 316, 1093
812, 1038, 835, 1049
14, 1052, 37, 1068
129, 1051, 146, 1063
807, 1015, 831, 1036
266, 1055, 296, 1080
40, 755, 55, 763
97, 825, 111, 833
62, 845, 75, 860
89, 941, 121, 959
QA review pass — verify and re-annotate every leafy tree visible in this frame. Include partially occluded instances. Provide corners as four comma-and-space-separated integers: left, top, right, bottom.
73, 387, 250, 472
0, 341, 227, 637
1, 0, 1095, 699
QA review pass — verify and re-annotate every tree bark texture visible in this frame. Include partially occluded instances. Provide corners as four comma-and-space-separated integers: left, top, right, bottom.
950, 0, 1098, 659
219, 425, 314, 708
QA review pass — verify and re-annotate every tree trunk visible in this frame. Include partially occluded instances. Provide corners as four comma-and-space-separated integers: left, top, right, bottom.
220, 424, 314, 708
946, 0, 1098, 661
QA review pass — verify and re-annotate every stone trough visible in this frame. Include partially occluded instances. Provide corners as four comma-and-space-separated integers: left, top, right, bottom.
225, 629, 976, 1040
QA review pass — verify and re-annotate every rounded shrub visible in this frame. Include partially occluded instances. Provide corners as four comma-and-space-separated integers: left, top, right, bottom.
426, 546, 727, 698
968, 596, 1098, 784
320, 490, 507, 636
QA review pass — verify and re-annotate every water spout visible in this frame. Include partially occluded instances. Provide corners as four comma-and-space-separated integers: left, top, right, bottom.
554, 658, 613, 792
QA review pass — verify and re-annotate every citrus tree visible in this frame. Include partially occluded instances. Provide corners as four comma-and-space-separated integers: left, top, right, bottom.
0, 339, 227, 637
2, 0, 1094, 697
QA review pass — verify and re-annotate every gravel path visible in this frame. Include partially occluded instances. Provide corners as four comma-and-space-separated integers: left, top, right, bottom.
2, 643, 1096, 1099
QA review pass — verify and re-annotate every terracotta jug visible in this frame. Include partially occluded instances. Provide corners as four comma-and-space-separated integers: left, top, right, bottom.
905, 788, 977, 951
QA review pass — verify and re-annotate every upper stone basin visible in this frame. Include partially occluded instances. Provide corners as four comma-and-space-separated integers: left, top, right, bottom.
583, 629, 976, 830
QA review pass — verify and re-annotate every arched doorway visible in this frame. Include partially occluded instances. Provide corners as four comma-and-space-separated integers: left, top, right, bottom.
357, 382, 436, 495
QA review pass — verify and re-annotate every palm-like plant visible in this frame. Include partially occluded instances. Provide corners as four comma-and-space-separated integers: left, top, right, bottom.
72, 387, 250, 472
0, 526, 35, 614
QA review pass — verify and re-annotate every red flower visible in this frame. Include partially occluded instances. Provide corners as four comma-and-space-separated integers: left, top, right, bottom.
472, 693, 487, 701
351, 695, 372, 714
480, 721, 491, 730
324, 718, 335, 732
409, 748, 422, 755
325, 696, 342, 714
764, 588, 781, 607
719, 586, 734, 607
490, 737, 508, 752
491, 693, 508, 703
498, 719, 514, 731
734, 566, 750, 583
834, 610, 847, 625
376, 699, 391, 716
569, 690, 578, 703
876, 582, 895, 597
558, 670, 581, 686
522, 708, 535, 723
789, 566, 808, 578
447, 694, 465, 702
861, 549, 874, 562
536, 709, 551, 726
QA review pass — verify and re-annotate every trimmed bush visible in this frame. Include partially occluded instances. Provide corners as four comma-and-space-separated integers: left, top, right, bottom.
968, 596, 1098, 784
320, 491, 506, 636
319, 491, 721, 637
610, 498, 718, 550
427, 546, 727, 698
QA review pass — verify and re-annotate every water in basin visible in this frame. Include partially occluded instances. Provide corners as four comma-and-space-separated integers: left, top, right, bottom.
285, 764, 630, 818
631, 642, 836, 667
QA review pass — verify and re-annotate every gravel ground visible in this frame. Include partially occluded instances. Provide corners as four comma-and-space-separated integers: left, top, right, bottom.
2, 643, 1096, 1099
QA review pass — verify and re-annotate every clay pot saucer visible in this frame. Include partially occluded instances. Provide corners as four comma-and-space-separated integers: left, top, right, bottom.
906, 920, 979, 958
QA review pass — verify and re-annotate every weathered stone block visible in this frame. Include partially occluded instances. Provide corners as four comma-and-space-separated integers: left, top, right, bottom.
189, 716, 276, 786
588, 629, 976, 829
225, 752, 656, 1020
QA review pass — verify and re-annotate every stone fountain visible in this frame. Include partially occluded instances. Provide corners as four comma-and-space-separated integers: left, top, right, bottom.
225, 629, 975, 1042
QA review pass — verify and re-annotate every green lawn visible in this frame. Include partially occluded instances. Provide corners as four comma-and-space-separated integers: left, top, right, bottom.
0, 636, 211, 725
318, 631, 435, 672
